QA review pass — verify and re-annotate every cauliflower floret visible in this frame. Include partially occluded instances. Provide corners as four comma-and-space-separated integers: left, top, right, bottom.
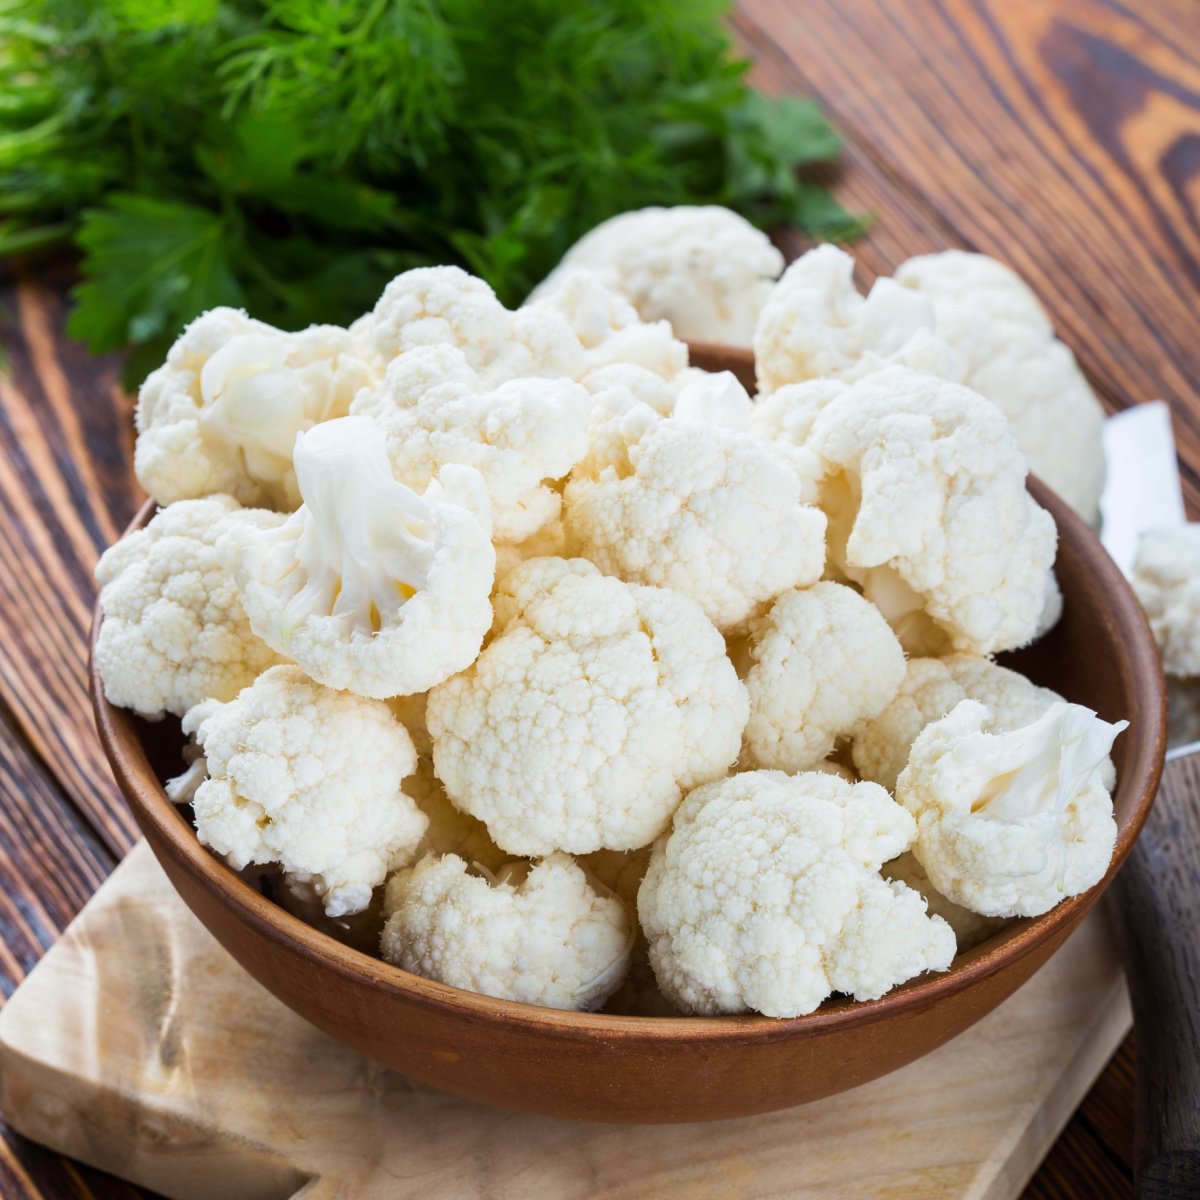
185, 665, 427, 917
896, 251, 1105, 522
753, 245, 960, 394
231, 416, 494, 699
528, 205, 785, 347
896, 700, 1126, 918
1132, 525, 1200, 677
562, 392, 826, 631
427, 557, 748, 856
808, 366, 1058, 656
94, 496, 284, 719
352, 344, 589, 541
639, 771, 955, 1017
747, 378, 850, 448
852, 654, 1064, 790
883, 852, 1009, 953
381, 853, 633, 1011
742, 582, 906, 772
135, 308, 375, 510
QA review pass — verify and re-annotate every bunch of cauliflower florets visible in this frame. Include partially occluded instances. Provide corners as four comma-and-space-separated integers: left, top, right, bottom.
96, 206, 1126, 1020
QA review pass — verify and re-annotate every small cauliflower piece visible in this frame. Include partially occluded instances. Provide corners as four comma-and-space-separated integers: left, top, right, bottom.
1132, 525, 1200, 677
352, 343, 589, 541
742, 582, 906, 772
135, 308, 374, 509
232, 416, 495, 699
883, 852, 1008, 953
896, 251, 1105, 522
428, 557, 748, 856
528, 205, 785, 347
381, 853, 633, 1011
852, 653, 1064, 791
897, 700, 1126, 918
639, 771, 955, 1017
753, 245, 959, 394
272, 872, 386, 955
563, 392, 826, 631
808, 366, 1058, 656
186, 665, 427, 917
95, 496, 284, 719
747, 378, 850, 448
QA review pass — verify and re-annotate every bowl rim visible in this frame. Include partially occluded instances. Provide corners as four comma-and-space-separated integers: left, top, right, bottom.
92, 479, 1167, 1045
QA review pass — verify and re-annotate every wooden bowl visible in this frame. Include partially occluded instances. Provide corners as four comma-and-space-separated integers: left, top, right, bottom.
91, 352, 1166, 1123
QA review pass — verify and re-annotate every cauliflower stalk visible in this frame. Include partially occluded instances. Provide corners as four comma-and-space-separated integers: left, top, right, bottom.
1132, 524, 1200, 677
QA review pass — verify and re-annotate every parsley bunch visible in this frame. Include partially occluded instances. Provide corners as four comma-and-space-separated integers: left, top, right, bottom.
0, 0, 859, 383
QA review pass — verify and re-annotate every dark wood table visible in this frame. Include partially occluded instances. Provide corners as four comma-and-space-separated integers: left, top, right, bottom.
0, 0, 1195, 1194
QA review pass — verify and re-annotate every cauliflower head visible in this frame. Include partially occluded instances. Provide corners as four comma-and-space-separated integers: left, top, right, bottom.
883, 851, 1008, 953
232, 416, 495, 699
427, 556, 748, 856
639, 771, 955, 1017
528, 205, 784, 347
1132, 524, 1200, 677
95, 496, 284, 719
742, 582, 906, 772
808, 366, 1058, 656
896, 700, 1126, 917
351, 343, 589, 541
381, 853, 633, 1010
135, 308, 374, 509
186, 665, 427, 917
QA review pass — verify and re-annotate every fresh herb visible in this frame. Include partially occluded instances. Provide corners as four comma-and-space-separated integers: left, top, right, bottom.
0, 0, 861, 384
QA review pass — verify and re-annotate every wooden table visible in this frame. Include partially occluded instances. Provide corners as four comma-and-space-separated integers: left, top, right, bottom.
0, 0, 1194, 1195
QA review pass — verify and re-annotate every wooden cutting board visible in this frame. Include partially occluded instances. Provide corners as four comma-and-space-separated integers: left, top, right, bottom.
0, 842, 1130, 1200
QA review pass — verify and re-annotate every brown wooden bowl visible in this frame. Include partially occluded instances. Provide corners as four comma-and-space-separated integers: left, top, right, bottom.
91, 351, 1166, 1123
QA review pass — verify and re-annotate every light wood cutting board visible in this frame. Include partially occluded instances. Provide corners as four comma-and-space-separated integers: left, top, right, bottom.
0, 842, 1130, 1200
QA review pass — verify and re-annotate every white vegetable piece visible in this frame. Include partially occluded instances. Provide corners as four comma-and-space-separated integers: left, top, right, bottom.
897, 700, 1127, 918
184, 665, 428, 917
742, 582, 906, 772
1132, 524, 1200, 677
135, 308, 375, 509
381, 853, 633, 1011
638, 771, 956, 1017
231, 416, 495, 699
427, 556, 748, 856
351, 343, 590, 542
94, 496, 284, 719
746, 377, 849, 447
883, 852, 1008, 954
528, 205, 785, 347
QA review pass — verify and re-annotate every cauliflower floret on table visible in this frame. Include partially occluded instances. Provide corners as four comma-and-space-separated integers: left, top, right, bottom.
808, 366, 1058, 656
184, 665, 427, 918
852, 653, 1064, 791
1132, 524, 1200, 677
741, 582, 906, 772
883, 852, 1009, 953
381, 853, 633, 1011
562, 391, 826, 632
94, 496, 284, 719
895, 251, 1106, 522
428, 556, 748, 856
528, 205, 784, 347
639, 771, 955, 1017
230, 416, 495, 699
897, 700, 1127, 918
351, 343, 589, 542
135, 308, 375, 510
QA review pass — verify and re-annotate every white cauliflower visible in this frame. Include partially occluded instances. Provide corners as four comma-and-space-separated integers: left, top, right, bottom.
639, 771, 955, 1017
883, 852, 1009, 953
1132, 524, 1200, 677
94, 496, 284, 719
427, 556, 748, 856
808, 366, 1058, 656
231, 416, 495, 699
563, 392, 826, 631
185, 665, 427, 917
351, 343, 589, 541
528, 205, 784, 347
852, 653, 1064, 790
896, 251, 1106, 522
896, 700, 1126, 918
135, 308, 374, 509
753, 245, 959, 394
380, 853, 633, 1011
746, 378, 850, 448
493, 517, 566, 592
741, 582, 906, 772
